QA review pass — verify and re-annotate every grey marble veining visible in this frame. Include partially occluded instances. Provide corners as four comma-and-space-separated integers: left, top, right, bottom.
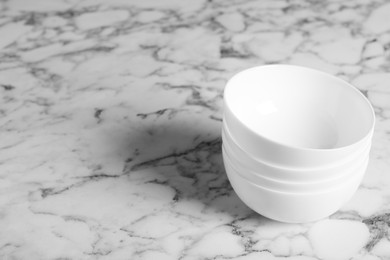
1, 0, 390, 259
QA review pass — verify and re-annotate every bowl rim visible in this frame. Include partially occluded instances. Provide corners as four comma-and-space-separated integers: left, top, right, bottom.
224, 64, 376, 152
223, 144, 369, 188
222, 122, 372, 171
226, 155, 369, 195
222, 143, 370, 185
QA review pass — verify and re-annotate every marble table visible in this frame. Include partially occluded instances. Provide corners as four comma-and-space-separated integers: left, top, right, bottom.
1, 0, 390, 259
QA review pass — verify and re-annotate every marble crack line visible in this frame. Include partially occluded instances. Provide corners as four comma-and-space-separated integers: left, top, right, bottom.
76, 173, 121, 180
88, 231, 113, 257
204, 250, 273, 260
85, 250, 113, 257
136, 108, 185, 120
124, 137, 222, 173
62, 215, 89, 223
0, 243, 21, 251
39, 173, 119, 199
225, 219, 258, 253
29, 207, 58, 216
94, 108, 104, 124
119, 213, 189, 241
0, 84, 15, 91
160, 84, 222, 111
363, 212, 390, 251
145, 179, 181, 203
119, 228, 157, 241
40, 186, 73, 198
220, 46, 251, 59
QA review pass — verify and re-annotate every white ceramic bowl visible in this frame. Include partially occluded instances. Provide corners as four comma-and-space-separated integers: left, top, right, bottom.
224, 157, 369, 223
222, 125, 372, 182
223, 145, 369, 193
223, 64, 375, 168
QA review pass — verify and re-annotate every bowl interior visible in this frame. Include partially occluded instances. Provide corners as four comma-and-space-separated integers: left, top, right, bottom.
224, 65, 374, 150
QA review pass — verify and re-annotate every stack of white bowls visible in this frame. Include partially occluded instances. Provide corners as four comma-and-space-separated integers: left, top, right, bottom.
222, 65, 375, 223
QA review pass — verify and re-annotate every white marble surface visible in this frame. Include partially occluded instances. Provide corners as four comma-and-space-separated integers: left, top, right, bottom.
1, 0, 390, 259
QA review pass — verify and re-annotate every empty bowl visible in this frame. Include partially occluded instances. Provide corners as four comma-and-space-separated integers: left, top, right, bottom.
222, 64, 375, 223
223, 64, 375, 168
